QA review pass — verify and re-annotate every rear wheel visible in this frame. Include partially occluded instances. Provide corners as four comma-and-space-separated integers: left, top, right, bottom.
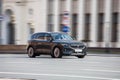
51, 47, 62, 58
27, 47, 36, 58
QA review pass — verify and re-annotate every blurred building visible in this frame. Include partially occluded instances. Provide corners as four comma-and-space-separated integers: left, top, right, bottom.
1, 0, 47, 45
0, 0, 120, 48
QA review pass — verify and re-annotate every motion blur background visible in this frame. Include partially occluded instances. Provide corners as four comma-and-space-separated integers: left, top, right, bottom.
0, 0, 120, 48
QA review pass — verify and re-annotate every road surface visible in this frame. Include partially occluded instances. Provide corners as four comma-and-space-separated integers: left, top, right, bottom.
0, 53, 120, 80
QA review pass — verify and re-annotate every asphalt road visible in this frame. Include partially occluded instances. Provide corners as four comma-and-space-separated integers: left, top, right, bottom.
0, 53, 120, 80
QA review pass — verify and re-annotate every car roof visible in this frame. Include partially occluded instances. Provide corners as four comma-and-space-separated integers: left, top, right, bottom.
32, 32, 66, 35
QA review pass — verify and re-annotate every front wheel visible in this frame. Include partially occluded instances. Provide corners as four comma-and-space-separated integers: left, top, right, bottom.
27, 47, 36, 58
51, 47, 62, 58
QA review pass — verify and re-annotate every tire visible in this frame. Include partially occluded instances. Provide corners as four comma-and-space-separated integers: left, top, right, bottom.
51, 47, 62, 58
27, 47, 36, 58
76, 55, 85, 58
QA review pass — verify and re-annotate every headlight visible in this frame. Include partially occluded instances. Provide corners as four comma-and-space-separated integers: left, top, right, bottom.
61, 43, 69, 47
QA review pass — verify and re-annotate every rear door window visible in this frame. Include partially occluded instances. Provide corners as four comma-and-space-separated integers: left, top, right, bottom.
36, 33, 45, 40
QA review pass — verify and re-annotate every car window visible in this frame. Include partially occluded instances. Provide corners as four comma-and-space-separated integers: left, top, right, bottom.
32, 33, 52, 41
31, 33, 38, 39
44, 34, 52, 41
36, 33, 45, 40
51, 33, 73, 40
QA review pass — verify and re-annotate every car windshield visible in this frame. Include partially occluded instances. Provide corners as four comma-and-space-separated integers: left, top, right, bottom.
51, 33, 73, 40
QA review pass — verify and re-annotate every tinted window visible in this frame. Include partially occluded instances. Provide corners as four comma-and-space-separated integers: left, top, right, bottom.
31, 33, 45, 40
51, 33, 73, 40
36, 33, 45, 40
31, 33, 37, 39
44, 33, 52, 41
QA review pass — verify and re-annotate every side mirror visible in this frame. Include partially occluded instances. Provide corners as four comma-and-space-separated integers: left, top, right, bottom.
46, 37, 53, 42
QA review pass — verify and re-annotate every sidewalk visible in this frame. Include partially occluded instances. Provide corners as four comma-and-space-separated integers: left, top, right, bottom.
0, 45, 26, 54
0, 50, 26, 54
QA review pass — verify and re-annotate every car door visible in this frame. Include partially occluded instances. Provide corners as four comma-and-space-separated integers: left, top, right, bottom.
35, 33, 46, 53
42, 33, 53, 54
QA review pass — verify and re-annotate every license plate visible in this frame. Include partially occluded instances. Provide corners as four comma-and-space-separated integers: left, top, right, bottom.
75, 49, 82, 52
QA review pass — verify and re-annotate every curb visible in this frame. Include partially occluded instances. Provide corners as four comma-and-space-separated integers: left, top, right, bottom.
0, 51, 26, 54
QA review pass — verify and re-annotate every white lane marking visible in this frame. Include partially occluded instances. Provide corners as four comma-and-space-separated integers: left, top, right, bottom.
0, 72, 119, 80
83, 69, 120, 73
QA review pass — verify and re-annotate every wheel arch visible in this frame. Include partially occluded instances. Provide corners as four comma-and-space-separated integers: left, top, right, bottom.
51, 44, 63, 58
27, 45, 35, 51
52, 44, 63, 53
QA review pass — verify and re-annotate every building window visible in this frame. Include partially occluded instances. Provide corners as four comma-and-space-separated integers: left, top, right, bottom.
47, 14, 54, 32
59, 0, 66, 31
97, 13, 104, 42
59, 14, 63, 31
72, 14, 78, 39
8, 22, 15, 44
47, 0, 54, 32
84, 14, 91, 41
111, 13, 118, 42
28, 9, 33, 15
28, 23, 34, 39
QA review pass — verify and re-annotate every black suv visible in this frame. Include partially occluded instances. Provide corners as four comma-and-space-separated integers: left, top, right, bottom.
27, 32, 87, 58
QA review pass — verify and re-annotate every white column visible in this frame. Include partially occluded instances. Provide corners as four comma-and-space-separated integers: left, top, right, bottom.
104, 0, 112, 47
19, 6, 28, 44
15, 6, 22, 44
90, 0, 98, 47
1, 17, 7, 44
77, 0, 85, 41
54, 0, 59, 32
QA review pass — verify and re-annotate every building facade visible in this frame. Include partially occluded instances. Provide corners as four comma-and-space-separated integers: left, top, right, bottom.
1, 0, 120, 48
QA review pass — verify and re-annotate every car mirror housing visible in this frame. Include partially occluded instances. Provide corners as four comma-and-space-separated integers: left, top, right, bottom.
47, 37, 53, 42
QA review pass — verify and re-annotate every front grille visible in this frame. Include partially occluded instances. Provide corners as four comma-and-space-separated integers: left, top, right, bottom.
70, 44, 85, 49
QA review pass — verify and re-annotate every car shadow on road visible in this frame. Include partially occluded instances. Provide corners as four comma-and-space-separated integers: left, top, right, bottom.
33, 55, 82, 59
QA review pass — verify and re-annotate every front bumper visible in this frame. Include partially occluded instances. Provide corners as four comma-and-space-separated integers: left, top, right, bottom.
62, 46, 87, 56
